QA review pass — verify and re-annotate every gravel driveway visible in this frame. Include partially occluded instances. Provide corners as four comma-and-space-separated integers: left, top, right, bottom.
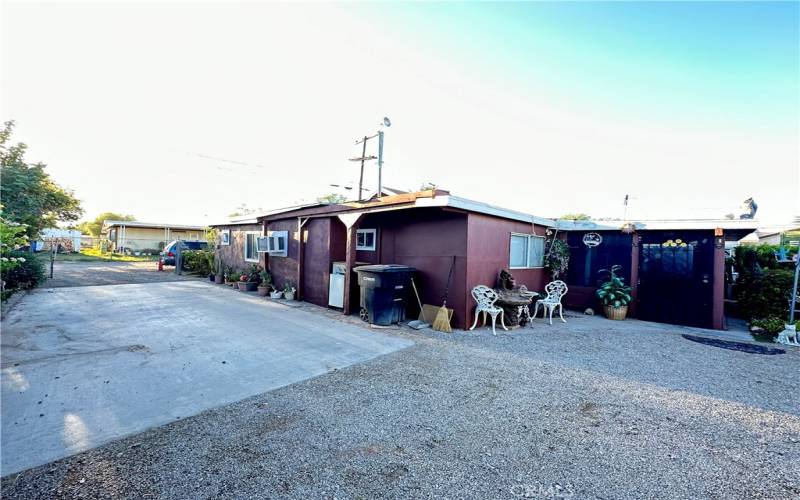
3, 312, 798, 499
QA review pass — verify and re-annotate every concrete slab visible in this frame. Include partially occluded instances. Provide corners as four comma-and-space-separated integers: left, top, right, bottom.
1, 281, 412, 475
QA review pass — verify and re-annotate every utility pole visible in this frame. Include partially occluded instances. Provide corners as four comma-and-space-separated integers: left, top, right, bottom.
350, 134, 378, 201
349, 117, 391, 201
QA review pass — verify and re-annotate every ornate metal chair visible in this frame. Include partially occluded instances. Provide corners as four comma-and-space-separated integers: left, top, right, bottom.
532, 280, 568, 325
469, 285, 508, 336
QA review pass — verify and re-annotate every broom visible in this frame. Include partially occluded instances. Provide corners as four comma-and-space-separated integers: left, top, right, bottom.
432, 256, 456, 333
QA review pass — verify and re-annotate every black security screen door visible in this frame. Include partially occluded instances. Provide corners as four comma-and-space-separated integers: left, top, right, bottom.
637, 230, 714, 328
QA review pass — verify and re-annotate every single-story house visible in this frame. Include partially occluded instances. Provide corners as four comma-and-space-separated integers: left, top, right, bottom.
212, 190, 758, 331
250, 190, 557, 330
101, 220, 207, 253
558, 219, 758, 329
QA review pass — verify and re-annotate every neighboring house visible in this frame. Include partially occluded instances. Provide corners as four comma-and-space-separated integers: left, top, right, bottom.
739, 224, 800, 246
34, 229, 83, 253
101, 220, 206, 253
557, 218, 757, 330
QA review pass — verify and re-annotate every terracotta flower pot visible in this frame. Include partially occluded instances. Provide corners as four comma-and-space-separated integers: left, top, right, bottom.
604, 305, 628, 321
214, 275, 225, 284
257, 286, 270, 297
238, 281, 258, 292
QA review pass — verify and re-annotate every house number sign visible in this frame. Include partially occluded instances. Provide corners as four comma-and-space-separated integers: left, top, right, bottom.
582, 232, 602, 247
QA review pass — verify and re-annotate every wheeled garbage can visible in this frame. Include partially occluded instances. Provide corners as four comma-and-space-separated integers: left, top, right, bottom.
353, 265, 416, 325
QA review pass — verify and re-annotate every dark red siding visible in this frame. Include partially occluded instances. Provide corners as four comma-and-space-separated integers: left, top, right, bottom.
266, 219, 299, 293
465, 213, 549, 328
358, 209, 470, 328
302, 218, 333, 307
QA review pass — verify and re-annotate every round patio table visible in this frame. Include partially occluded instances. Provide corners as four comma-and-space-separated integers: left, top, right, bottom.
495, 292, 537, 327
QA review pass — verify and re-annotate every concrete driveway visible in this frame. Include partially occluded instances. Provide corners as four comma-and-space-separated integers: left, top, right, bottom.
1, 281, 412, 475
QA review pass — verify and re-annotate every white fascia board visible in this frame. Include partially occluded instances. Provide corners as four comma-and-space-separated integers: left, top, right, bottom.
414, 195, 558, 227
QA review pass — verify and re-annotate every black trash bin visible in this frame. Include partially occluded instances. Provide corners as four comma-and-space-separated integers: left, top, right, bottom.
354, 264, 416, 325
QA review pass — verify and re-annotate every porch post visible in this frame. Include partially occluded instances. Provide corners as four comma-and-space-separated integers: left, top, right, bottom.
712, 229, 726, 330
338, 213, 363, 316
297, 217, 309, 301
629, 231, 640, 317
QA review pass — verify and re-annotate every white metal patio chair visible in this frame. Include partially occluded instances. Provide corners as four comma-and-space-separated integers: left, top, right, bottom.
532, 280, 568, 325
469, 285, 508, 336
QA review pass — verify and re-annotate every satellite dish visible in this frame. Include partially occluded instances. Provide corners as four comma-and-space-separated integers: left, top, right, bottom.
382, 117, 391, 127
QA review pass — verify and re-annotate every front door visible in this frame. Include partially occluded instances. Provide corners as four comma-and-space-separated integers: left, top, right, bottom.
637, 231, 714, 328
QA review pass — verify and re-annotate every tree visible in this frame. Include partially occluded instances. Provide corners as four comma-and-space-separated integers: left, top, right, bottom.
0, 121, 83, 237
77, 212, 135, 237
317, 193, 347, 204
559, 213, 591, 221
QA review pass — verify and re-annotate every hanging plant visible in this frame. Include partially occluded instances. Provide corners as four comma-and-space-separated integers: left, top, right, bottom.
546, 238, 570, 280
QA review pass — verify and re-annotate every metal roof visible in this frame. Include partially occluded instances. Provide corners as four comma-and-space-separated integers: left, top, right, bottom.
102, 220, 207, 231
554, 218, 759, 232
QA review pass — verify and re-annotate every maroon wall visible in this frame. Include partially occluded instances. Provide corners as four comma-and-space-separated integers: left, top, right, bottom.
465, 213, 549, 327
358, 209, 469, 328
302, 218, 333, 307
265, 219, 299, 293
214, 223, 263, 272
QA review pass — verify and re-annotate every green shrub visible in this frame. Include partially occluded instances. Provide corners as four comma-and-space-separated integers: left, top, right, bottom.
735, 268, 794, 321
750, 317, 786, 335
1, 251, 45, 292
182, 249, 213, 276
546, 238, 570, 280
596, 265, 632, 308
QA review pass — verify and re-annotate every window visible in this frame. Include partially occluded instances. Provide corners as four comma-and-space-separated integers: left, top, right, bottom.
509, 233, 545, 268
356, 229, 376, 251
244, 231, 261, 262
262, 230, 288, 257
220, 230, 230, 246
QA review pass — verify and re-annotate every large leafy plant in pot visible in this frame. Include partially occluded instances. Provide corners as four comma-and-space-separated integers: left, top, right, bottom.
596, 265, 632, 320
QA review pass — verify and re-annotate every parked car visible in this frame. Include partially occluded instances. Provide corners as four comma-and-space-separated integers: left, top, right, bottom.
161, 240, 208, 266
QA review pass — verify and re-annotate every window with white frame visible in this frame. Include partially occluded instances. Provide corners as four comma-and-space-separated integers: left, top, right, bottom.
356, 228, 376, 251
262, 230, 288, 257
220, 229, 231, 246
509, 233, 545, 268
244, 231, 261, 262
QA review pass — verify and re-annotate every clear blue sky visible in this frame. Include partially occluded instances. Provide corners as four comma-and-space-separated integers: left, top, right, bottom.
366, 1, 798, 130
3, 1, 798, 224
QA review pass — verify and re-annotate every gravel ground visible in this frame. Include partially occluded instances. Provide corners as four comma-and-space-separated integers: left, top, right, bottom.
2, 314, 799, 499
41, 261, 201, 288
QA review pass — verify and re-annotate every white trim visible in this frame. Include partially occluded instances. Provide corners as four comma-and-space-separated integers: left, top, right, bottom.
509, 233, 545, 269
220, 229, 231, 246
244, 231, 261, 262
356, 228, 377, 251
413, 195, 558, 228
265, 230, 288, 257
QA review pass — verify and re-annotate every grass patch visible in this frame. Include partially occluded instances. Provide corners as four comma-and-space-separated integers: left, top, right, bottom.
54, 248, 158, 262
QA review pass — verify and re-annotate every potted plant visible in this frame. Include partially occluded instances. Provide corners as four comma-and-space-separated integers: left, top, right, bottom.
596, 265, 632, 320
269, 287, 283, 299
238, 264, 261, 292
224, 267, 238, 286
283, 280, 296, 301
257, 270, 273, 297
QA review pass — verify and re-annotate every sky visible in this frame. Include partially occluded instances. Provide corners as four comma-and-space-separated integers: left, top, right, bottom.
2, 1, 798, 226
